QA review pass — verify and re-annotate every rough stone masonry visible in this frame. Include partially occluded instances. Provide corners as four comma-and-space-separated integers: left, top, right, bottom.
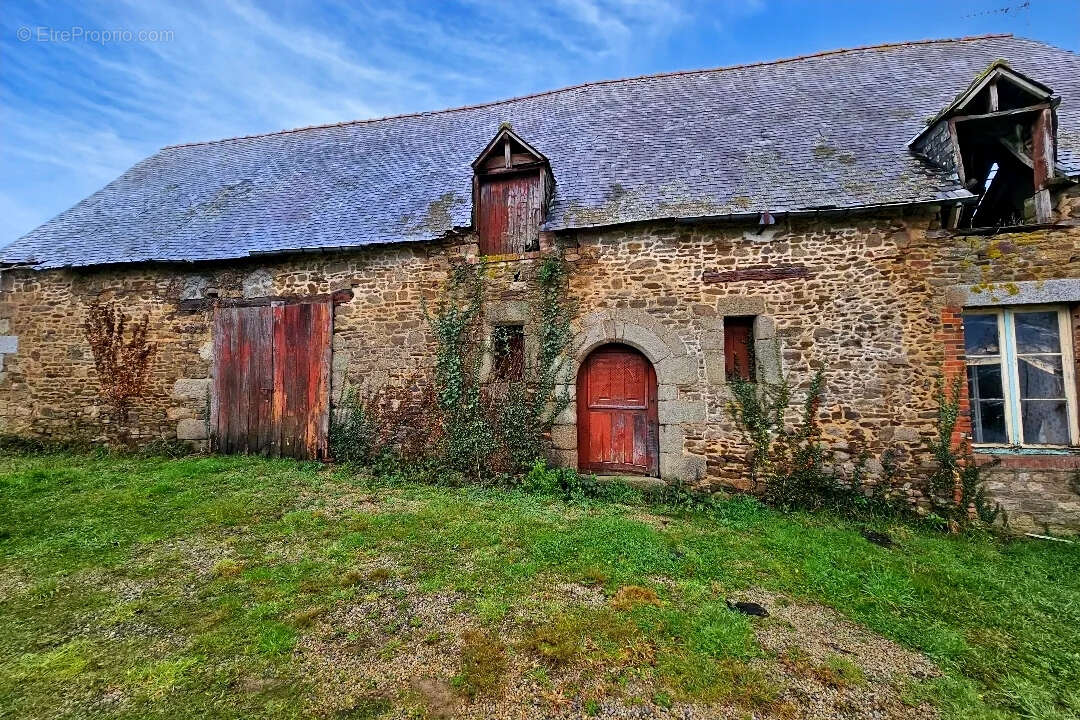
3, 189, 1080, 532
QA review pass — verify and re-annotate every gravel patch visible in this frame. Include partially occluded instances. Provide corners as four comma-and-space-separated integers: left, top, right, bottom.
737, 589, 940, 720
296, 577, 942, 719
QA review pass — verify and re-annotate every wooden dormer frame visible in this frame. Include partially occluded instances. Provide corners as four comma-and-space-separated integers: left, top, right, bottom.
909, 61, 1063, 224
471, 125, 555, 236
909, 62, 1055, 147
472, 125, 550, 175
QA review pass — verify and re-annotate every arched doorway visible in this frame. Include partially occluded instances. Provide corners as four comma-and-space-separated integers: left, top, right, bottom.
577, 344, 659, 476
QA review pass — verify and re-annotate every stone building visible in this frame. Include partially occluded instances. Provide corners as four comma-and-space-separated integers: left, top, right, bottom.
3, 35, 1080, 531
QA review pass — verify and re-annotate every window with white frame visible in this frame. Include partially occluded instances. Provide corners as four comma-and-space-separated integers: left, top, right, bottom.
963, 306, 1079, 446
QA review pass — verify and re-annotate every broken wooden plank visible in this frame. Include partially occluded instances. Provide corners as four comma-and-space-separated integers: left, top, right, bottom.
953, 102, 1050, 123
703, 265, 811, 283
997, 136, 1034, 169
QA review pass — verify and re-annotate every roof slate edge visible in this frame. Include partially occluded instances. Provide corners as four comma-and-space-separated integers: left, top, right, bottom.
9, 197, 972, 272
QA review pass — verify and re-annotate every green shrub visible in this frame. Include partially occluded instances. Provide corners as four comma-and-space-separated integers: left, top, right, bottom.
727, 366, 905, 519
927, 377, 1004, 529
329, 386, 375, 464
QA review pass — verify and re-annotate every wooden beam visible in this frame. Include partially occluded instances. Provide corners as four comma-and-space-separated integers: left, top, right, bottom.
1031, 107, 1055, 192
953, 102, 1050, 123
504, 138, 511, 169
997, 136, 1034, 169
1033, 190, 1053, 224
178, 289, 353, 313
988, 81, 999, 112
703, 264, 811, 283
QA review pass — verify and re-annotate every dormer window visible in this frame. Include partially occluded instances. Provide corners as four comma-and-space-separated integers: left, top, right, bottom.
472, 125, 553, 255
910, 61, 1064, 228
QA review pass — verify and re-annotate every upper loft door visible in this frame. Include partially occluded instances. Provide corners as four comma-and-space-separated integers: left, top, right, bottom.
477, 171, 542, 255
212, 302, 331, 459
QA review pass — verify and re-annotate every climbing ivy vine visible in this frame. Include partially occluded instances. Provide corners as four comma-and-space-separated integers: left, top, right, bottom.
410, 255, 573, 478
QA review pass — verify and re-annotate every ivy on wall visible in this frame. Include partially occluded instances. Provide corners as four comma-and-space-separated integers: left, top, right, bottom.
333, 254, 573, 479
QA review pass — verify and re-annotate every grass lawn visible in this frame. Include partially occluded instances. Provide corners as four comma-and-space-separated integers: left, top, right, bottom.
2, 453, 1079, 719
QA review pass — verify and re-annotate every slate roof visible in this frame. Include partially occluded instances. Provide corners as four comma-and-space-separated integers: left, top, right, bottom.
4, 34, 1080, 270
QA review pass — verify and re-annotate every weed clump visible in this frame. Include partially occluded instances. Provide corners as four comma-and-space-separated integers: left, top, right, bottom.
610, 585, 662, 612
522, 621, 582, 665
452, 629, 506, 699
211, 559, 243, 578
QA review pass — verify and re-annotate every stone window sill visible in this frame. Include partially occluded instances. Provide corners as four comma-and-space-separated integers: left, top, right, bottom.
973, 445, 1080, 470
973, 445, 1080, 456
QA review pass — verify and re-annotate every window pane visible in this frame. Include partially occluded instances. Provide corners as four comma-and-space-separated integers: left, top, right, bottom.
963, 314, 999, 355
1021, 400, 1070, 444
1014, 311, 1061, 354
1018, 355, 1065, 399
968, 362, 1004, 399
975, 400, 1008, 443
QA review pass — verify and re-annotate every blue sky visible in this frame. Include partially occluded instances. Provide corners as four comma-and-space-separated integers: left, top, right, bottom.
2, 0, 1078, 246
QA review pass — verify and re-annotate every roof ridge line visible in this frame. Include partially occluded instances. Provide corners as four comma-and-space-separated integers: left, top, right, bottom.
162, 33, 1015, 151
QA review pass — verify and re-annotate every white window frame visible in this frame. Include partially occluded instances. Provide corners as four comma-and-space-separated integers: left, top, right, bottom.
964, 305, 1080, 448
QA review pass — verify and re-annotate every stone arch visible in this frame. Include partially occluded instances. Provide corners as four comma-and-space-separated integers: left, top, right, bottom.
567, 309, 694, 392
548, 308, 706, 485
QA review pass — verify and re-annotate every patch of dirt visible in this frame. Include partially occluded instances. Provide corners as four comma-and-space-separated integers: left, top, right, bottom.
736, 589, 940, 720
297, 578, 940, 719
0, 566, 32, 602
144, 536, 237, 581
553, 582, 605, 608
293, 486, 385, 518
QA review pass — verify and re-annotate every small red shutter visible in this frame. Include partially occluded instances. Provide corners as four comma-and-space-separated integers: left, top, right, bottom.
724, 318, 754, 381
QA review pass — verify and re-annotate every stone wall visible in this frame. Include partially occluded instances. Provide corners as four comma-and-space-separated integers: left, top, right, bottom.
0, 241, 465, 445
2, 191, 1080, 529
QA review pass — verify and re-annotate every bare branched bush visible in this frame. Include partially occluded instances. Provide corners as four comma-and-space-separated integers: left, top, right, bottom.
83, 300, 157, 422
331, 375, 440, 463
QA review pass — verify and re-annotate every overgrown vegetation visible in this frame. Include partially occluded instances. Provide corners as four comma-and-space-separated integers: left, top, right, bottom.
727, 366, 904, 519
2, 452, 1078, 719
332, 255, 572, 479
927, 377, 1005, 529
727, 364, 1003, 530
83, 300, 157, 423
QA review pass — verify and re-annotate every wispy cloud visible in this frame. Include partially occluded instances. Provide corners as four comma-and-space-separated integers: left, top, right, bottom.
4, 0, 747, 245
4, 0, 1075, 247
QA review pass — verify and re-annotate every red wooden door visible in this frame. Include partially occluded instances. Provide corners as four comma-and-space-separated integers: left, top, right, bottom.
477, 171, 541, 254
577, 346, 659, 476
213, 302, 331, 459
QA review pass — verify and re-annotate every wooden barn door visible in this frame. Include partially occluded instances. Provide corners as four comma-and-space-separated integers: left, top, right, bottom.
477, 171, 541, 254
577, 345, 659, 476
213, 302, 331, 459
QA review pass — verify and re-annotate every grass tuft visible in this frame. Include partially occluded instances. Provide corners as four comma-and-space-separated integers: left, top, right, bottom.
609, 585, 661, 611
451, 629, 506, 699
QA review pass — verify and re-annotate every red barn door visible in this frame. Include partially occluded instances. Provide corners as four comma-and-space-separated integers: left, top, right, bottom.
213, 302, 331, 459
477, 171, 541, 255
577, 345, 659, 476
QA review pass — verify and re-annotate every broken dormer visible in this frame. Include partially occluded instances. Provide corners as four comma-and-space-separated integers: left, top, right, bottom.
472, 125, 553, 255
911, 61, 1065, 227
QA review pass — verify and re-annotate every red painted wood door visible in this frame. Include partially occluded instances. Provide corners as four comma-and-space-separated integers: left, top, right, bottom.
213, 302, 331, 459
477, 171, 541, 254
577, 346, 659, 476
